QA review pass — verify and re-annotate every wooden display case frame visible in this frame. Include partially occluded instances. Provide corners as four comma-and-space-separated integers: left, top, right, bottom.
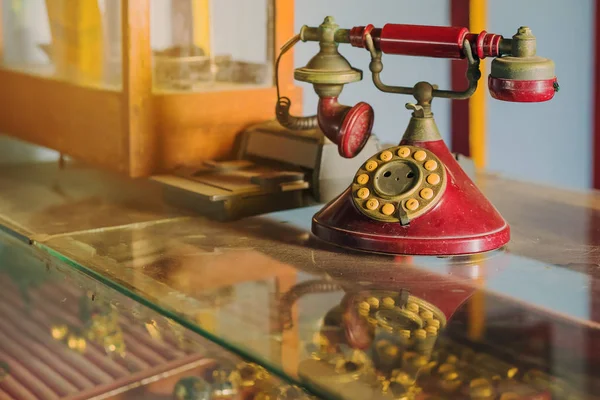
0, 0, 302, 177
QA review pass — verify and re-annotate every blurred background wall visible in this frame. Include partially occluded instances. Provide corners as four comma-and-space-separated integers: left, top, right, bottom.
0, 0, 594, 189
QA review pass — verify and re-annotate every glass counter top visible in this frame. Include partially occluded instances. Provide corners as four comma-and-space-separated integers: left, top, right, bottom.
0, 162, 185, 241
0, 159, 599, 399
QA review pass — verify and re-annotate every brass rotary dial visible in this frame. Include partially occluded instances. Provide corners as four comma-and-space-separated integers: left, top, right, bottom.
352, 145, 447, 224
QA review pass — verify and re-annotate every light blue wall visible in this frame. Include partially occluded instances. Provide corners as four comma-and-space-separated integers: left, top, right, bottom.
487, 0, 594, 189
295, 1, 593, 189
294, 0, 452, 146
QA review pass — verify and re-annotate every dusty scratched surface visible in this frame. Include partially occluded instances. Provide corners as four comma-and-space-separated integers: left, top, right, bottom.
0, 162, 597, 322
1, 163, 599, 265
484, 174, 600, 267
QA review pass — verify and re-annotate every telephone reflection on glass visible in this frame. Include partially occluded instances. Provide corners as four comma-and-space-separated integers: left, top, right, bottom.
275, 17, 558, 256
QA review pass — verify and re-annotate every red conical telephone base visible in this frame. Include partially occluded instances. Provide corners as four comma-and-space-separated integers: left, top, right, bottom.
312, 139, 510, 256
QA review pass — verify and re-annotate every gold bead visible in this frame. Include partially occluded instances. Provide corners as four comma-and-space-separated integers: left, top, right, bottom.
397, 147, 411, 158
420, 310, 434, 320
426, 319, 441, 329
67, 335, 87, 353
365, 160, 378, 171
399, 329, 411, 339
424, 160, 438, 171
470, 378, 494, 398
366, 198, 379, 210
358, 308, 370, 317
51, 324, 69, 341
67, 336, 77, 349
420, 188, 434, 200
392, 370, 415, 387
426, 325, 438, 336
443, 371, 459, 381
357, 187, 370, 199
357, 174, 369, 185
414, 150, 427, 161
414, 329, 426, 339
438, 363, 456, 374
380, 150, 393, 161
358, 301, 370, 311
427, 173, 441, 185
381, 203, 395, 216
405, 198, 419, 211
367, 297, 380, 308
385, 345, 399, 357
406, 302, 419, 313
499, 393, 521, 400
446, 355, 459, 364
382, 297, 395, 309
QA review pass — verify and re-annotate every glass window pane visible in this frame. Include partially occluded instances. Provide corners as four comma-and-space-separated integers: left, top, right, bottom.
0, 0, 122, 90
151, 0, 273, 93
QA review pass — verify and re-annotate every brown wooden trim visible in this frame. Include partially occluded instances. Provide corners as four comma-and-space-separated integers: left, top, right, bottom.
154, 86, 303, 170
450, 0, 470, 156
0, 69, 126, 171
274, 0, 296, 92
122, 0, 155, 177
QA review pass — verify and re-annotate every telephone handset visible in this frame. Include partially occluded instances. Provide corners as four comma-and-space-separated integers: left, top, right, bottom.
275, 17, 558, 256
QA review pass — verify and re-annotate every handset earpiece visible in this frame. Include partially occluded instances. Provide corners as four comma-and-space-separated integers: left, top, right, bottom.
317, 97, 374, 158
488, 27, 558, 102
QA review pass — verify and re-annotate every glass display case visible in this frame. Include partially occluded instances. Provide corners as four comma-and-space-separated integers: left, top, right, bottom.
151, 0, 272, 93
0, 0, 301, 177
0, 228, 313, 400
0, 139, 598, 399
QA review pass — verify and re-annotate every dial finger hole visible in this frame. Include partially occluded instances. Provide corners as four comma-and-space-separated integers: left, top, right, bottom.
424, 160, 438, 171
420, 188, 434, 200
380, 151, 393, 162
397, 147, 411, 158
366, 198, 380, 210
405, 198, 419, 211
357, 188, 370, 199
413, 150, 427, 161
356, 174, 369, 184
427, 173, 441, 185
365, 161, 378, 171
381, 203, 395, 216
